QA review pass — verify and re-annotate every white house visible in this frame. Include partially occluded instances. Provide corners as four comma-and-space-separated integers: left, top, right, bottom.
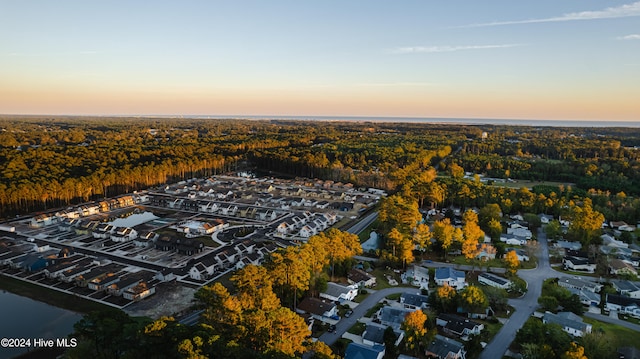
542, 311, 592, 337
434, 267, 467, 290
320, 282, 359, 302
563, 256, 596, 273
500, 234, 527, 246
296, 297, 338, 323
612, 280, 640, 299
478, 272, 512, 290
402, 265, 430, 290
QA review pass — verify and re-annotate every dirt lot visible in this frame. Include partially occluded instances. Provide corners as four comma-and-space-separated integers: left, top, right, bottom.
124, 281, 197, 318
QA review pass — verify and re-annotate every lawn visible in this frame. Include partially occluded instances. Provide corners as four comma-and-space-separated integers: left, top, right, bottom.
357, 220, 380, 243
347, 322, 367, 335
369, 268, 405, 290
0, 274, 111, 314
583, 317, 640, 347
365, 302, 384, 317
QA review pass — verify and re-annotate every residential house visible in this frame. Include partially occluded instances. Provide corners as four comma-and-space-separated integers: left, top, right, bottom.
605, 294, 640, 317
554, 241, 582, 252
610, 259, 638, 276
505, 248, 529, 262
344, 343, 385, 359
399, 293, 429, 310
436, 313, 484, 340
234, 252, 263, 270
88, 273, 120, 291
361, 324, 403, 347
475, 244, 497, 261
557, 277, 603, 293
500, 233, 527, 246
478, 272, 512, 290
402, 265, 430, 290
602, 234, 629, 249
123, 282, 155, 301
111, 227, 138, 242
93, 223, 115, 239
425, 335, 466, 359
434, 267, 467, 290
566, 287, 601, 307
542, 311, 592, 337
563, 256, 596, 273
296, 297, 338, 322
348, 268, 377, 288
30, 213, 57, 228
377, 306, 414, 330
134, 232, 158, 247
106, 274, 146, 296
507, 224, 532, 239
320, 282, 359, 302
612, 280, 640, 299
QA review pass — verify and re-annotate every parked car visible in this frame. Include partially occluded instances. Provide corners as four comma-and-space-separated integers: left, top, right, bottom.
328, 324, 337, 333
344, 310, 353, 318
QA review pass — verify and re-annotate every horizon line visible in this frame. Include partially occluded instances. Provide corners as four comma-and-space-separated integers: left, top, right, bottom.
1, 113, 639, 128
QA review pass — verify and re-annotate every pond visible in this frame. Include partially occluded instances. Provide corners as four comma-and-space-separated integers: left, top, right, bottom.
0, 290, 82, 359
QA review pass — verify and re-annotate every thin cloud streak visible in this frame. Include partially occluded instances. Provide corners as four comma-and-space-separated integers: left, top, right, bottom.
391, 44, 523, 54
618, 34, 640, 40
456, 1, 640, 28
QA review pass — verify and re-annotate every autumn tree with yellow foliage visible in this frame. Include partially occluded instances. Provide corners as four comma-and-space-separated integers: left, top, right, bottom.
401, 310, 429, 355
504, 250, 520, 275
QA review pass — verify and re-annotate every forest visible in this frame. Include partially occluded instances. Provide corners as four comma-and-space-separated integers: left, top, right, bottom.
2, 116, 640, 226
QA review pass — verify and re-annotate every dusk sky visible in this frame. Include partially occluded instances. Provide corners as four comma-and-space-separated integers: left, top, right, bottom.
1, 1, 639, 121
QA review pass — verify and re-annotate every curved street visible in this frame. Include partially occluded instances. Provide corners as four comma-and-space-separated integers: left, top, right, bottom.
480, 226, 570, 359
319, 286, 422, 346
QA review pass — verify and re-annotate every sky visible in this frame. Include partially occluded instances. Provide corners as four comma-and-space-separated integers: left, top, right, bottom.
1, 1, 639, 122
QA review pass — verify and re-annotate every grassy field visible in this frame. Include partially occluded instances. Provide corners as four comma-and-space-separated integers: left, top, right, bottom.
0, 274, 111, 314
490, 179, 574, 190
583, 317, 640, 347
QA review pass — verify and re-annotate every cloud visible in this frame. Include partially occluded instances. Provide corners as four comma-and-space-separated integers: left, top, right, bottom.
618, 34, 640, 40
457, 1, 640, 28
391, 44, 522, 54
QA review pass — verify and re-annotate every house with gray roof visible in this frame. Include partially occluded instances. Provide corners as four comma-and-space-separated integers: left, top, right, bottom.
566, 287, 600, 307
563, 256, 596, 273
478, 272, 512, 289
402, 265, 430, 289
436, 313, 484, 340
400, 293, 429, 310
361, 324, 403, 347
605, 294, 640, 317
376, 306, 414, 330
425, 335, 466, 359
612, 280, 640, 299
320, 282, 359, 302
542, 311, 592, 337
557, 277, 602, 293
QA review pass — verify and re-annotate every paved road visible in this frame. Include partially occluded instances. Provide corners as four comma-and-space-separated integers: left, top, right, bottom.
584, 312, 640, 332
479, 227, 554, 359
346, 212, 378, 235
319, 286, 421, 346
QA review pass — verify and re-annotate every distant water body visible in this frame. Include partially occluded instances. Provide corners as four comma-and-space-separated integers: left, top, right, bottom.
173, 115, 640, 128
